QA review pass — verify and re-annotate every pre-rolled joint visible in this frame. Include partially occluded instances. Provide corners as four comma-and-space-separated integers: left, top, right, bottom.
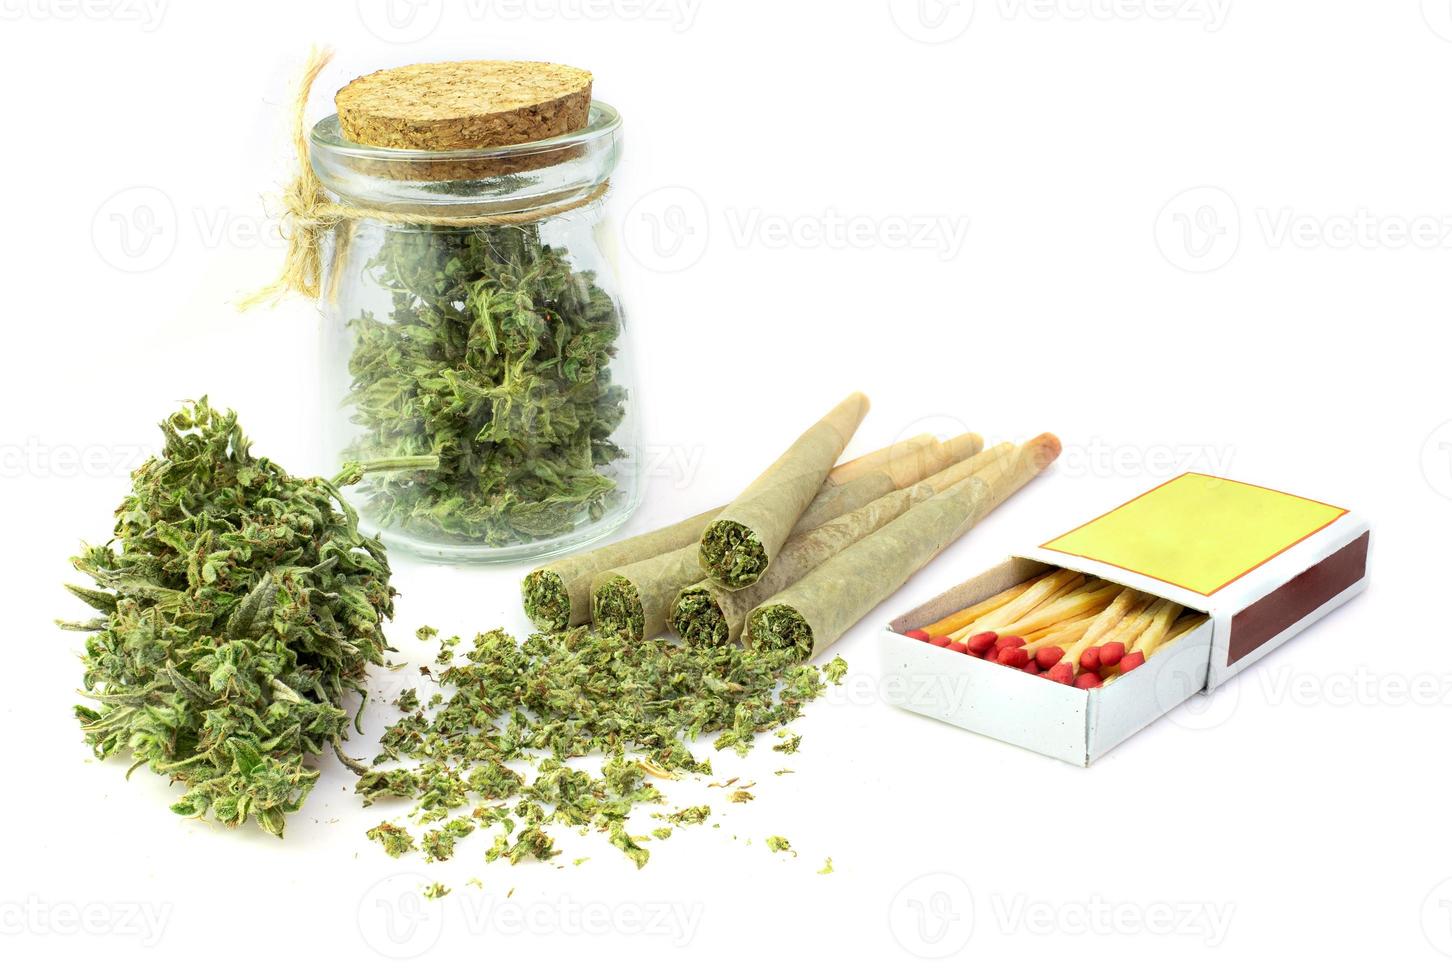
746, 604, 814, 659
591, 575, 645, 640
521, 569, 570, 632
669, 587, 729, 647
699, 520, 770, 589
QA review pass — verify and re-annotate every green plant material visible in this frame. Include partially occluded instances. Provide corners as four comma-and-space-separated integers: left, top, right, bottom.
774, 732, 802, 755
345, 223, 628, 545
662, 806, 712, 826
359, 625, 834, 868
728, 790, 754, 803
698, 521, 767, 590
422, 882, 451, 900
64, 398, 395, 838
824, 656, 848, 684
668, 586, 730, 646
368, 821, 417, 857
422, 818, 476, 862
766, 836, 795, 856
818, 857, 834, 875
590, 574, 645, 638
651, 827, 674, 840
521, 569, 572, 632
749, 606, 816, 660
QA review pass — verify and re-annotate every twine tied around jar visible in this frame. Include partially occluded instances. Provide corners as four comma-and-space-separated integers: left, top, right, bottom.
241, 48, 609, 310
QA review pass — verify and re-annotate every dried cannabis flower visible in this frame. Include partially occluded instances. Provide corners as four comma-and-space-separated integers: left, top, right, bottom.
345, 224, 628, 545
63, 398, 395, 838
360, 628, 838, 868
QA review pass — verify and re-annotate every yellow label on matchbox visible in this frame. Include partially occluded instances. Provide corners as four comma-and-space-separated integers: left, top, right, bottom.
1041, 474, 1347, 595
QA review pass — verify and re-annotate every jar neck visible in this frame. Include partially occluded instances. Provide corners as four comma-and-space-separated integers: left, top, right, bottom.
308, 103, 621, 216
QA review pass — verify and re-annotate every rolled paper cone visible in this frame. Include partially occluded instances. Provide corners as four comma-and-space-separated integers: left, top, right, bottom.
876, 432, 984, 489
592, 454, 913, 640
670, 484, 934, 645
922, 442, 1015, 493
745, 434, 1061, 659
522, 507, 720, 631
668, 430, 986, 643
522, 427, 921, 631
699, 393, 870, 590
827, 434, 935, 486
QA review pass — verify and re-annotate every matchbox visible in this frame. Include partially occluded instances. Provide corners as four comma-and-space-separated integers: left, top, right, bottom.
879, 474, 1370, 766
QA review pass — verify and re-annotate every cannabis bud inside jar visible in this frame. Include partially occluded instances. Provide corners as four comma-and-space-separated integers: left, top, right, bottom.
311, 60, 640, 561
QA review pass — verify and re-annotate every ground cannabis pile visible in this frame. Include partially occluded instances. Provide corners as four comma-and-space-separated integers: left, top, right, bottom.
62, 399, 395, 838
359, 627, 846, 869
345, 223, 629, 545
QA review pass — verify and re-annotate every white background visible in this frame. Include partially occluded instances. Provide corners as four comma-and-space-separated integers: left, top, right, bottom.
2, 0, 1449, 973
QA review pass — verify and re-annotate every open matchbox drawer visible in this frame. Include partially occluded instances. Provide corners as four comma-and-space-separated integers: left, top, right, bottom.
879, 474, 1371, 766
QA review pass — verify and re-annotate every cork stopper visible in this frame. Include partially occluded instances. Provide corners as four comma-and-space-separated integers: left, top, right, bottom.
336, 60, 592, 151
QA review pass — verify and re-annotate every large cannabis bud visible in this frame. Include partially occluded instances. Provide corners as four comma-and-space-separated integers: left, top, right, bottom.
345, 223, 628, 545
63, 398, 395, 838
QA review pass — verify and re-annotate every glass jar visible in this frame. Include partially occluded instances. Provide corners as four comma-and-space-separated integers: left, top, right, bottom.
309, 102, 640, 563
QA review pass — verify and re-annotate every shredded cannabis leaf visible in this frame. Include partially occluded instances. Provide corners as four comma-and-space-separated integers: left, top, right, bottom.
64, 398, 394, 838
359, 626, 833, 868
698, 520, 769, 589
521, 569, 572, 632
590, 575, 646, 639
368, 821, 417, 858
766, 836, 795, 856
344, 224, 629, 546
668, 585, 729, 647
